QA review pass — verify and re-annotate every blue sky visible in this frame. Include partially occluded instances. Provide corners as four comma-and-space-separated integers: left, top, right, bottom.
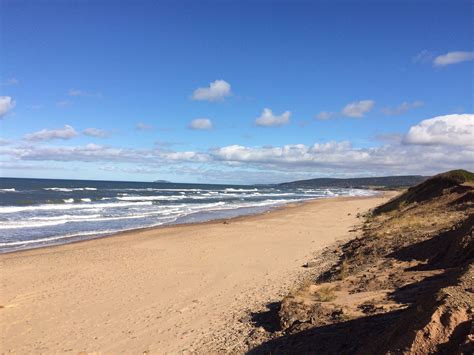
1, 0, 473, 184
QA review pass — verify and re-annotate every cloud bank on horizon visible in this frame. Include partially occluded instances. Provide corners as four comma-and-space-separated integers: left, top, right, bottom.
1, 1, 473, 183
1, 113, 473, 183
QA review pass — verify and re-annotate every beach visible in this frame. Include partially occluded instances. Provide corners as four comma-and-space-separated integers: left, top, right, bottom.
0, 193, 391, 353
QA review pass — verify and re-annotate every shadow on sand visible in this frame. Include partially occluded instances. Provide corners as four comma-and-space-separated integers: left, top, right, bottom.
247, 215, 473, 354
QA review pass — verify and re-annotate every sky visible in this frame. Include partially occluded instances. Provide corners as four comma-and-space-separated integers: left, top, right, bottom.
0, 0, 473, 184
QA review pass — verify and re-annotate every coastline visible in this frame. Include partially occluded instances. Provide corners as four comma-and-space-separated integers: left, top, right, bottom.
0, 192, 394, 353
1, 193, 382, 256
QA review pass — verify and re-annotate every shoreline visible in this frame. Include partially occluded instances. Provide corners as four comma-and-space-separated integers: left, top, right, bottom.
0, 192, 394, 353
1, 193, 383, 256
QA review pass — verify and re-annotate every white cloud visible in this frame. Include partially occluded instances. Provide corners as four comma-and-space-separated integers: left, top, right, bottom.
56, 100, 72, 107
100, 166, 158, 174
191, 80, 232, 101
341, 100, 375, 118
255, 108, 291, 127
2, 78, 19, 86
12, 143, 138, 162
155, 139, 183, 147
412, 50, 434, 64
24, 125, 79, 142
2, 113, 473, 181
381, 100, 424, 115
0, 96, 16, 118
315, 111, 333, 120
83, 128, 110, 138
68, 88, 102, 98
68, 89, 86, 97
0, 161, 68, 171
136, 122, 154, 131
0, 138, 11, 146
211, 141, 363, 167
189, 118, 213, 130
3, 143, 208, 164
210, 140, 474, 175
374, 133, 403, 144
404, 114, 474, 146
433, 51, 474, 66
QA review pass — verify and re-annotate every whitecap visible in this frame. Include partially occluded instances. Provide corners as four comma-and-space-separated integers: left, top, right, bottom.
0, 201, 153, 214
224, 188, 258, 192
117, 195, 186, 201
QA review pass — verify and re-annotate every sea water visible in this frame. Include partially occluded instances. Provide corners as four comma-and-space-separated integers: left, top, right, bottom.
0, 178, 376, 252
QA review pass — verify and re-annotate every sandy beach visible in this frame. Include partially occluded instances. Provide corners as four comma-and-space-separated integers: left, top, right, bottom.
0, 194, 391, 354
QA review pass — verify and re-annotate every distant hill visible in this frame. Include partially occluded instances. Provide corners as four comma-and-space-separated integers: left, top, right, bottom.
279, 175, 428, 189
153, 180, 172, 183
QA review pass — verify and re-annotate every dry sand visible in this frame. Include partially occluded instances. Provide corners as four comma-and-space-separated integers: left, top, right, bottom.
0, 194, 391, 354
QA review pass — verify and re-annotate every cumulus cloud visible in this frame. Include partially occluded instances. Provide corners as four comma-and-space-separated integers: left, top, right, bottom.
2, 113, 473, 181
209, 140, 474, 175
2, 140, 472, 180
381, 101, 424, 115
83, 128, 110, 138
24, 125, 79, 142
433, 51, 474, 67
255, 108, 291, 127
189, 118, 213, 130
341, 100, 375, 118
13, 143, 137, 162
3, 143, 208, 164
191, 80, 232, 101
404, 114, 474, 146
136, 122, 154, 131
211, 141, 364, 167
315, 111, 334, 120
0, 96, 16, 118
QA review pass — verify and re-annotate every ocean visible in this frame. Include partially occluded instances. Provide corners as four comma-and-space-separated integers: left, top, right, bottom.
0, 177, 376, 252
